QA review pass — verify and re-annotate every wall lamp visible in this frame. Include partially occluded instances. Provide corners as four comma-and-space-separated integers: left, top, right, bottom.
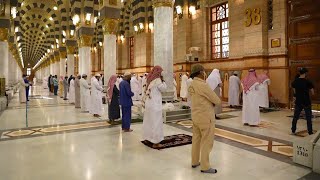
72, 14, 80, 26
85, 13, 91, 25
176, 5, 183, 19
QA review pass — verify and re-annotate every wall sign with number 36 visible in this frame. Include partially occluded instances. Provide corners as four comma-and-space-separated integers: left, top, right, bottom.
245, 8, 261, 27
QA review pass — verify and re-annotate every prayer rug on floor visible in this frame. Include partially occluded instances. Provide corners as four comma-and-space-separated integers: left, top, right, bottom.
257, 121, 275, 129
295, 130, 318, 137
287, 114, 320, 119
109, 119, 143, 125
216, 114, 238, 120
141, 134, 192, 150
260, 108, 280, 113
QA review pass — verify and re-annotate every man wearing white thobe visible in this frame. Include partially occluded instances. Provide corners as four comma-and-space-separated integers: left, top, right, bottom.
180, 73, 189, 100
142, 66, 167, 149
90, 74, 104, 117
186, 78, 193, 107
131, 74, 141, 101
80, 74, 91, 112
242, 69, 261, 126
69, 77, 75, 104
19, 75, 29, 103
258, 71, 271, 108
228, 73, 240, 107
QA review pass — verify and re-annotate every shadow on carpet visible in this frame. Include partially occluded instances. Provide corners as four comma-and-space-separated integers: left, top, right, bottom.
260, 108, 280, 113
141, 134, 192, 150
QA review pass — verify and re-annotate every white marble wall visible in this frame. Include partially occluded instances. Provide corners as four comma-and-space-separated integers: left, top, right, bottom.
79, 47, 91, 80
104, 34, 117, 86
67, 54, 75, 76
0, 41, 9, 85
60, 58, 66, 77
153, 6, 174, 91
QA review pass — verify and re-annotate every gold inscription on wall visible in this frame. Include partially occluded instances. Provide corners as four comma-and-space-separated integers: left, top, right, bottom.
245, 8, 261, 27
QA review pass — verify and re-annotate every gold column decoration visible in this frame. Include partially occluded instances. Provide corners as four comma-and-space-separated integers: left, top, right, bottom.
78, 35, 93, 47
102, 18, 119, 35
60, 51, 67, 59
67, 46, 76, 54
153, 0, 174, 7
54, 54, 60, 62
0, 28, 9, 41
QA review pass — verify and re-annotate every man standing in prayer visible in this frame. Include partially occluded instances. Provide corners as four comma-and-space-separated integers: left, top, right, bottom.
206, 69, 222, 119
142, 66, 167, 149
24, 76, 30, 101
119, 72, 134, 132
189, 64, 221, 174
58, 76, 64, 98
47, 75, 52, 93
258, 70, 271, 109
90, 74, 104, 117
180, 73, 189, 100
69, 76, 75, 104
186, 77, 193, 107
53, 75, 59, 96
50, 74, 54, 93
74, 75, 81, 108
241, 69, 261, 126
33, 77, 36, 86
291, 67, 314, 135
131, 74, 140, 101
80, 74, 91, 112
19, 75, 29, 103
173, 74, 178, 102
63, 76, 69, 100
228, 72, 241, 108
107, 75, 121, 124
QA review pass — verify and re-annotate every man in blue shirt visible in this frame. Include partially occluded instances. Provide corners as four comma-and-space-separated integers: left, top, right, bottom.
119, 72, 134, 132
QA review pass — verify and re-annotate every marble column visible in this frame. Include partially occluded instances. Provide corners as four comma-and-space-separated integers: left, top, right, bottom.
78, 35, 92, 80
8, 52, 16, 86
153, 1, 174, 95
102, 18, 118, 86
50, 56, 54, 75
0, 41, 9, 85
67, 45, 75, 76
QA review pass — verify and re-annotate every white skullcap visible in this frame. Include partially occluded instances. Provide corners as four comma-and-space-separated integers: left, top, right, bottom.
124, 72, 131, 76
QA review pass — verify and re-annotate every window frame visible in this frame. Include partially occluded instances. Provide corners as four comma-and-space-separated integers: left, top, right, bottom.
210, 2, 229, 60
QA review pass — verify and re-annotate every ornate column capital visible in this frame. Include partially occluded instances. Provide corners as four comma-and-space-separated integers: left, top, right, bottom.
0, 28, 9, 41
78, 35, 93, 47
102, 18, 119, 35
153, 0, 175, 8
67, 45, 76, 54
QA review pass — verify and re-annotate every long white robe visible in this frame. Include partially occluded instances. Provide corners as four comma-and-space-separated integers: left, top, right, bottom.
131, 76, 140, 101
242, 82, 260, 125
42, 77, 48, 89
90, 78, 104, 115
80, 78, 91, 112
258, 79, 270, 108
180, 74, 188, 98
19, 78, 28, 103
33, 78, 36, 86
143, 79, 167, 144
186, 78, 193, 107
69, 79, 75, 103
228, 75, 240, 106
173, 79, 178, 101
207, 69, 222, 114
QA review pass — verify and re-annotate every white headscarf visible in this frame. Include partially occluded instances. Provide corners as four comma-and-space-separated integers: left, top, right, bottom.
206, 69, 222, 90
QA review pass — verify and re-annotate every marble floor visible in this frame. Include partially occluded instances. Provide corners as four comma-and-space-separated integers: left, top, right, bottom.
0, 86, 318, 180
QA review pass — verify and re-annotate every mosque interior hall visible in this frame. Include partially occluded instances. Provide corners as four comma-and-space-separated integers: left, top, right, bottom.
1, 0, 320, 179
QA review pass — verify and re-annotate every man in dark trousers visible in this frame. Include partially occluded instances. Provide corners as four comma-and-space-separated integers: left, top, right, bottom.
291, 67, 315, 135
119, 72, 134, 132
